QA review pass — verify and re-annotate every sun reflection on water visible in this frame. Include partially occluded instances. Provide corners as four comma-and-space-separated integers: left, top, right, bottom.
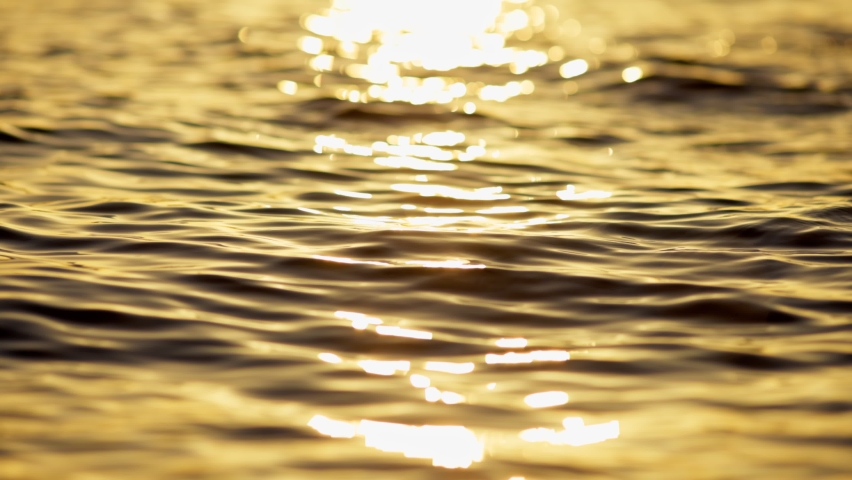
486, 350, 571, 364
295, 1, 621, 471
524, 391, 569, 408
307, 416, 484, 469
294, 0, 556, 105
308, 307, 619, 469
314, 132, 485, 162
318, 352, 343, 364
359, 419, 484, 468
376, 325, 433, 339
520, 418, 620, 446
316, 255, 486, 269
335, 310, 383, 329
308, 128, 614, 232
410, 374, 431, 388
424, 361, 475, 374
496, 337, 528, 348
358, 359, 411, 375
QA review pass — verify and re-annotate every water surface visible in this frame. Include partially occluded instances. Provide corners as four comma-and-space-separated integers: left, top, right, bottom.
1, 0, 851, 478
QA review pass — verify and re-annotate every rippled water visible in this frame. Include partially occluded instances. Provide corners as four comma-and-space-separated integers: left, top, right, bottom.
1, 0, 851, 478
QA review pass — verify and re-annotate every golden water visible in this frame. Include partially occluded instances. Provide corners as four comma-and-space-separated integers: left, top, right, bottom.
1, 0, 851, 478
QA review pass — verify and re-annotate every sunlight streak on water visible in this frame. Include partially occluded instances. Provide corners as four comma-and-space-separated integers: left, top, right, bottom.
559, 59, 589, 79
622, 66, 644, 83
486, 350, 571, 364
307, 128, 582, 232
335, 311, 384, 330
424, 361, 475, 374
294, 0, 554, 104
410, 374, 431, 388
525, 391, 569, 408
520, 418, 620, 446
314, 132, 485, 161
405, 259, 486, 269
391, 184, 510, 201
358, 360, 411, 375
376, 325, 433, 340
308, 415, 358, 438
496, 338, 528, 348
318, 352, 343, 363
308, 412, 619, 469
314, 255, 391, 267
358, 420, 484, 468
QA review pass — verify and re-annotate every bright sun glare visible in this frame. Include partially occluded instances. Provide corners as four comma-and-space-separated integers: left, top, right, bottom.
297, 0, 550, 104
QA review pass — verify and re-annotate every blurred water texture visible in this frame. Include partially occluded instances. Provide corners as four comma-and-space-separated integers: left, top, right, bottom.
1, 0, 851, 478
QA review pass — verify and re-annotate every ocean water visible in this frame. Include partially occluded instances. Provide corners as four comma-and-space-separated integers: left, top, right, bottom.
1, 0, 851, 479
